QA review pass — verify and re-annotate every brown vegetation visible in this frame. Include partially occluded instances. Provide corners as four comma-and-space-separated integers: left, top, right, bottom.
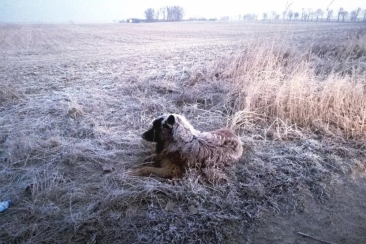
0, 22, 366, 243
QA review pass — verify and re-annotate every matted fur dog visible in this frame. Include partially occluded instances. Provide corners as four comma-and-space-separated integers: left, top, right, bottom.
131, 114, 243, 179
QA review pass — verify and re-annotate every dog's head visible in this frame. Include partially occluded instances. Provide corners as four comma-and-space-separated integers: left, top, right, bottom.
141, 114, 175, 143
142, 114, 199, 144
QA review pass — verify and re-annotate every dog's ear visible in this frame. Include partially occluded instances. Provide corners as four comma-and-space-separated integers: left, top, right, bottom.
166, 114, 175, 127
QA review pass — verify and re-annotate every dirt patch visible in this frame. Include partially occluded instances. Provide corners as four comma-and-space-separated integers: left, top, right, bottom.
249, 176, 366, 244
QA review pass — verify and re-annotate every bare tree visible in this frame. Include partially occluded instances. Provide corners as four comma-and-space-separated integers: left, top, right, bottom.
167, 6, 184, 21
159, 7, 167, 21
166, 7, 173, 21
326, 9, 333, 21
174, 6, 185, 21
337, 7, 344, 22
243, 14, 257, 21
294, 12, 299, 20
301, 8, 306, 21
325, 0, 335, 21
357, 7, 362, 20
350, 8, 361, 22
341, 11, 348, 22
144, 8, 155, 22
363, 9, 366, 22
302, 8, 313, 21
350, 10, 357, 22
282, 11, 287, 20
155, 9, 160, 21
314, 9, 324, 21
308, 9, 314, 21
287, 10, 294, 20
282, 1, 293, 20
262, 13, 268, 21
271, 11, 277, 20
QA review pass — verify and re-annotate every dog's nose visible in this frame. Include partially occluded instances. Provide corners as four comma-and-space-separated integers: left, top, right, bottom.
141, 133, 146, 139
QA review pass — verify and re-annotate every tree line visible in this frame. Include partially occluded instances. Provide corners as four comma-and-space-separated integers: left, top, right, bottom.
231, 7, 366, 22
142, 5, 366, 23
263, 7, 366, 22
144, 6, 184, 22
218, 7, 366, 22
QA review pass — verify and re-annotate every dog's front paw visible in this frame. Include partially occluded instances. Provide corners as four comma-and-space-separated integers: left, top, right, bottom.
144, 154, 157, 162
127, 168, 143, 176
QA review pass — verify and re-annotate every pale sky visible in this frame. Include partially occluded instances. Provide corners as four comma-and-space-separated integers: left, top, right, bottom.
1, 0, 365, 23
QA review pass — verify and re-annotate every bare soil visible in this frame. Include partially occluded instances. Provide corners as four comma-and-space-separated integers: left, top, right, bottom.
0, 22, 366, 243
250, 176, 366, 244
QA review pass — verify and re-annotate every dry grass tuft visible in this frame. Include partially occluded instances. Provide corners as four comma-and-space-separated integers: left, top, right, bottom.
223, 39, 366, 139
67, 101, 84, 119
0, 84, 22, 105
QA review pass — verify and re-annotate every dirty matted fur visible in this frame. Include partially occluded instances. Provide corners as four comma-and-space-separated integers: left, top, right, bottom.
130, 114, 243, 179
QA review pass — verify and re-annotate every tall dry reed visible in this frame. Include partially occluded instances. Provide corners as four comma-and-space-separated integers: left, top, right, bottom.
225, 40, 366, 138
